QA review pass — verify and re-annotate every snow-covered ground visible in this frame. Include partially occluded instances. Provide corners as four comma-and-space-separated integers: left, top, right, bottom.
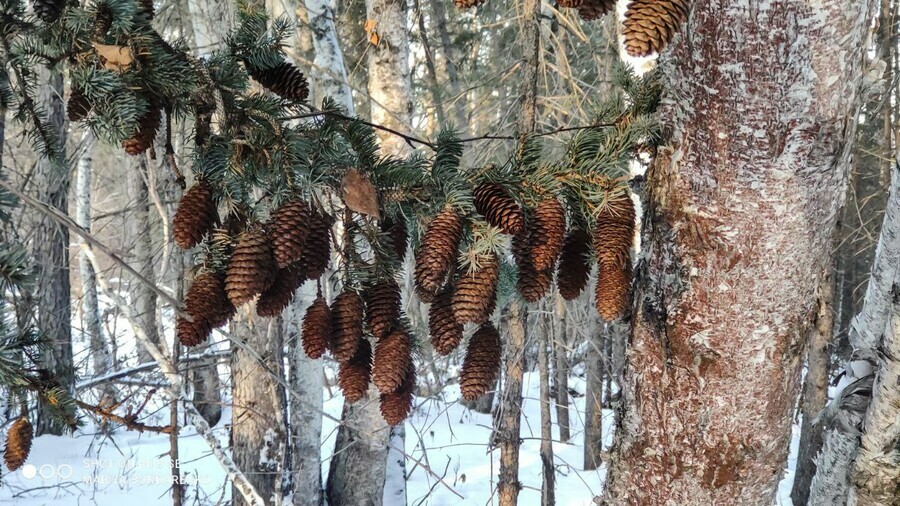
0, 367, 800, 505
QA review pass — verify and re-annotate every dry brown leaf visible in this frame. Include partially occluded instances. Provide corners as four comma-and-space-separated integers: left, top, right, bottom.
92, 42, 134, 71
364, 19, 379, 46
342, 169, 380, 218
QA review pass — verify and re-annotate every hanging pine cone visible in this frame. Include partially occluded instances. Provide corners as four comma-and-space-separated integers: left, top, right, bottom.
429, 289, 464, 356
337, 338, 372, 404
176, 316, 212, 347
33, 0, 65, 23
530, 198, 566, 272
225, 227, 276, 307
67, 87, 91, 122
595, 261, 633, 321
173, 181, 216, 250
557, 0, 583, 6
372, 328, 413, 394
460, 322, 502, 401
4, 417, 33, 472
296, 209, 333, 280
454, 0, 486, 8
301, 296, 332, 359
184, 271, 233, 328
269, 199, 312, 268
380, 365, 416, 426
257, 266, 306, 317
366, 279, 401, 340
381, 216, 408, 260
452, 254, 499, 325
593, 191, 636, 269
577, 0, 617, 20
93, 3, 113, 38
414, 207, 463, 300
622, 0, 691, 57
138, 0, 155, 20
123, 101, 161, 155
473, 183, 524, 235
514, 231, 552, 303
245, 61, 310, 102
556, 229, 592, 300
331, 290, 364, 363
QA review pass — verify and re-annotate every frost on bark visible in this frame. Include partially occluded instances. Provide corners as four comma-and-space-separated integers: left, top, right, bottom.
31, 70, 73, 436
231, 309, 287, 506
602, 1, 871, 503
75, 130, 112, 379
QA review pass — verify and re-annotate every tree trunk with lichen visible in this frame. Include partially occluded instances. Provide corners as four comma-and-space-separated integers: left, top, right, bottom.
601, 1, 871, 503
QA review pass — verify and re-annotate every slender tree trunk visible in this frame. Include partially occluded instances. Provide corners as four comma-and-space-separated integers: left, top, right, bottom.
231, 310, 287, 506
497, 302, 526, 505
33, 69, 72, 436
603, 1, 871, 503
428, 0, 467, 134
75, 130, 112, 379
127, 156, 159, 364
552, 294, 570, 443
538, 314, 555, 506
812, 163, 900, 504
791, 274, 836, 505
583, 327, 604, 471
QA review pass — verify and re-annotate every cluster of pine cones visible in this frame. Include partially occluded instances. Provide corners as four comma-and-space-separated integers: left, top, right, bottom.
172, 185, 332, 348
3, 417, 33, 473
556, 0, 691, 57
65, 0, 309, 156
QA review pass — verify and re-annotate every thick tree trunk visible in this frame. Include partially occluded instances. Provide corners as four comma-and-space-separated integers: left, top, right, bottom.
602, 1, 871, 503
33, 70, 72, 436
304, 0, 353, 110
75, 130, 112, 379
552, 294, 570, 443
231, 310, 287, 506
791, 274, 836, 505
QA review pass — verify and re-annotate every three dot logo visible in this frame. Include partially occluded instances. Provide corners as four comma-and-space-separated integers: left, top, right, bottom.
19, 463, 72, 480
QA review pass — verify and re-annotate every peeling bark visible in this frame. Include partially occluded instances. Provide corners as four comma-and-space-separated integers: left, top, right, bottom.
602, 1, 871, 503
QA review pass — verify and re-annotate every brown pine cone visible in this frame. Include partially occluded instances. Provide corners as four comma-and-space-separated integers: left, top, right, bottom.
530, 197, 566, 272
514, 231, 552, 303
372, 328, 413, 394
256, 266, 306, 317
337, 338, 372, 404
225, 227, 276, 307
301, 296, 332, 359
176, 316, 212, 347
452, 253, 499, 325
4, 417, 33, 471
473, 183, 524, 235
595, 261, 633, 321
67, 87, 91, 122
557, 0, 583, 6
331, 290, 364, 363
184, 270, 234, 328
173, 181, 216, 250
380, 365, 416, 426
245, 61, 310, 102
381, 216, 408, 260
296, 208, 333, 280
460, 322, 502, 401
429, 289, 464, 356
557, 229, 592, 301
622, 0, 691, 57
270, 199, 312, 268
454, 0, 486, 8
366, 279, 402, 340
593, 191, 636, 269
414, 207, 463, 299
123, 101, 161, 155
577, 0, 617, 20
33, 0, 65, 23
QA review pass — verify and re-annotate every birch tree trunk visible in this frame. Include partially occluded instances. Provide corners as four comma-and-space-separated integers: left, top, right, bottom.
326, 0, 414, 502
33, 69, 73, 436
126, 156, 159, 364
602, 1, 871, 503
231, 310, 287, 506
304, 0, 354, 111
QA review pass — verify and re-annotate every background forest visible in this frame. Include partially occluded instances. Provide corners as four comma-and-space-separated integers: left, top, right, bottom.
0, 0, 892, 505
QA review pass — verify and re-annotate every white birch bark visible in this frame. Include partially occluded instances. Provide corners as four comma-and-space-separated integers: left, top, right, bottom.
304, 0, 354, 111
126, 157, 159, 364
75, 130, 112, 378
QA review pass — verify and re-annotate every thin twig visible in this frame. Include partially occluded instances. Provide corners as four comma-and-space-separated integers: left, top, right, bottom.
75, 399, 175, 434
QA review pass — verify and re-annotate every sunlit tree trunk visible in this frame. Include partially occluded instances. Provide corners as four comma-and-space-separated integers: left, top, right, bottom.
603, 1, 871, 503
